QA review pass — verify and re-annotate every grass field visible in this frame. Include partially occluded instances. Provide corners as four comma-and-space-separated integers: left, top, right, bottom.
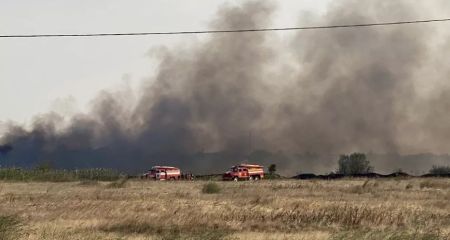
0, 178, 449, 240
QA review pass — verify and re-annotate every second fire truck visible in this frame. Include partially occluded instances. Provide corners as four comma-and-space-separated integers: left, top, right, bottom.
222, 164, 264, 181
143, 166, 181, 180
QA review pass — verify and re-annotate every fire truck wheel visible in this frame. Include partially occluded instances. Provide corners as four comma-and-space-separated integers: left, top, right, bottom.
249, 176, 254, 181
233, 177, 238, 182
254, 176, 260, 181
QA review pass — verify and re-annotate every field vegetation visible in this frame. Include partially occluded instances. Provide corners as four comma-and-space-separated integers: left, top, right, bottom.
0, 168, 122, 182
0, 178, 449, 239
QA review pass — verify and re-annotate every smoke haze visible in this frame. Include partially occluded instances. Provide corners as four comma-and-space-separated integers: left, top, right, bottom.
1, 0, 450, 175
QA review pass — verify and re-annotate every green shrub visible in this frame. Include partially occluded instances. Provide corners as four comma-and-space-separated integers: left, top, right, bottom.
337, 153, 373, 175
268, 164, 277, 175
264, 173, 282, 180
202, 182, 221, 194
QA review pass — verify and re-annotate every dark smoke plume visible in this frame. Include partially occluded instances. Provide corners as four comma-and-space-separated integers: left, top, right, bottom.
1, 0, 450, 175
0, 144, 12, 155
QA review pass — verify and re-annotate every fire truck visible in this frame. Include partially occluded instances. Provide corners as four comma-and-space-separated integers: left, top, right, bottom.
222, 164, 264, 181
143, 166, 182, 180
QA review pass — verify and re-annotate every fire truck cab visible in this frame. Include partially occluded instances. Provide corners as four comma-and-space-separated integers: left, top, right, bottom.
143, 166, 181, 180
223, 164, 264, 181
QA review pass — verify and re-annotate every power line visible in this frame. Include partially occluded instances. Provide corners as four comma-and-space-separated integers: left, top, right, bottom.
1, 18, 450, 38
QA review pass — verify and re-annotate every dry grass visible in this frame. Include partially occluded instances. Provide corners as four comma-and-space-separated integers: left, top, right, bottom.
0, 179, 449, 239
0, 215, 21, 240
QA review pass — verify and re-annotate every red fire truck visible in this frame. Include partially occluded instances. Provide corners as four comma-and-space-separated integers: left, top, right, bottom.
222, 164, 264, 181
143, 166, 181, 180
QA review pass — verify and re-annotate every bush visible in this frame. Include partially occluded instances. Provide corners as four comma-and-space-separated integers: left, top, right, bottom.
202, 182, 221, 194
268, 164, 277, 175
337, 153, 373, 175
429, 165, 450, 175
405, 183, 413, 190
265, 173, 282, 180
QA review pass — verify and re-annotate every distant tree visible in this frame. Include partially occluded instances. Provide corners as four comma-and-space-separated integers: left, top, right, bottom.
337, 153, 373, 175
429, 165, 450, 175
268, 164, 277, 175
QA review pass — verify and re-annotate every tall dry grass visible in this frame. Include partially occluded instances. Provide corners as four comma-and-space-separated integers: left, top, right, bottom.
0, 179, 448, 239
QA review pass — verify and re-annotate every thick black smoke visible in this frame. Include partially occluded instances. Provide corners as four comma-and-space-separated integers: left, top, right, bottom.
0, 144, 12, 155
1, 0, 450, 174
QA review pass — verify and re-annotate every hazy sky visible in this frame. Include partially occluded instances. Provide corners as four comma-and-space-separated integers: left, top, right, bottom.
0, 0, 330, 126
